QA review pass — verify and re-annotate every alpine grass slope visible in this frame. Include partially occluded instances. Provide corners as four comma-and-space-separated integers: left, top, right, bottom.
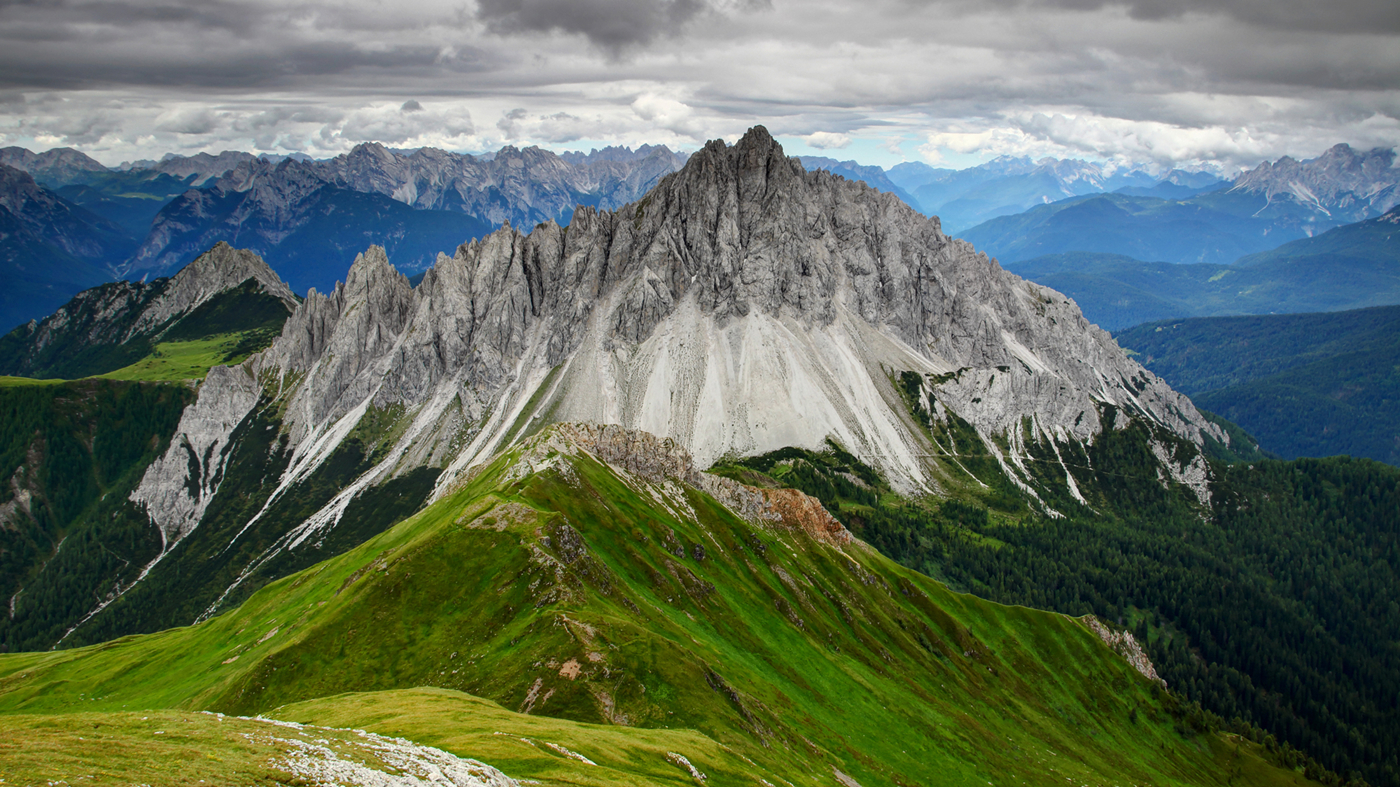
0, 424, 1303, 787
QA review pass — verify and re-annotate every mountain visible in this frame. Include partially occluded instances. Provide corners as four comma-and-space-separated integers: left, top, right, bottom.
1115, 305, 1400, 464
124, 173, 495, 295
1, 126, 1223, 656
885, 160, 954, 193
963, 144, 1400, 268
0, 146, 108, 187
123, 142, 689, 290
0, 423, 1306, 787
0, 242, 298, 380
117, 150, 264, 186
0, 164, 140, 331
960, 192, 1291, 265
885, 156, 1161, 234
7, 128, 1395, 784
1228, 143, 1400, 224
1003, 204, 1400, 329
797, 155, 920, 207
1114, 169, 1230, 199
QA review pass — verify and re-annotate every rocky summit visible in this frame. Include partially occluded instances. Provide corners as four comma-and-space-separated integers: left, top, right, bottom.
75, 125, 1227, 639
262, 125, 1214, 488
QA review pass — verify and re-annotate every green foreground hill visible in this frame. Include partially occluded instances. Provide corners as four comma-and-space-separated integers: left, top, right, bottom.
0, 425, 1303, 787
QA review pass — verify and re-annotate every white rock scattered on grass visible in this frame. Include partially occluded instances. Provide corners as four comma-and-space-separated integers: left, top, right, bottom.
270, 723, 518, 787
667, 752, 707, 781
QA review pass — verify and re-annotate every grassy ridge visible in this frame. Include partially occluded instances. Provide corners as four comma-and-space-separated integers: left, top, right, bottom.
0, 429, 1306, 786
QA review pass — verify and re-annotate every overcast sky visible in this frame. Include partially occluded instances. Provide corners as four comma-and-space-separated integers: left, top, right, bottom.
1, 0, 1397, 172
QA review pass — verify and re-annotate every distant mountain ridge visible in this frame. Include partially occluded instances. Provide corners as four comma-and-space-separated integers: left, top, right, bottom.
962, 143, 1400, 267
0, 141, 689, 307
1005, 204, 1400, 330
121, 142, 689, 289
886, 155, 1175, 233
1232, 142, 1399, 217
797, 155, 920, 207
0, 164, 137, 330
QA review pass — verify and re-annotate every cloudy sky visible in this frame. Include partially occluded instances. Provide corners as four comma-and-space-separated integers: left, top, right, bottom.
1, 0, 1397, 173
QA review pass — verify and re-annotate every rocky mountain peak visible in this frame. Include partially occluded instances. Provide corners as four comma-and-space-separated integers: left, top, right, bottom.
130, 242, 299, 335
175, 128, 1222, 513
0, 146, 108, 187
1232, 143, 1400, 209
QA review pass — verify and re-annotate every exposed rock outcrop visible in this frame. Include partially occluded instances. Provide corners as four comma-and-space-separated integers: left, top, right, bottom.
510, 423, 854, 547
1084, 616, 1166, 688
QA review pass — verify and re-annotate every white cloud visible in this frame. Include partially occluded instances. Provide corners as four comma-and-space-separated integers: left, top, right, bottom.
805, 131, 850, 149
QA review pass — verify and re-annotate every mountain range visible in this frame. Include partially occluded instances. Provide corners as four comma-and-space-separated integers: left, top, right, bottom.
1004, 203, 1400, 330
887, 155, 1185, 234
2, 129, 1398, 786
0, 142, 688, 331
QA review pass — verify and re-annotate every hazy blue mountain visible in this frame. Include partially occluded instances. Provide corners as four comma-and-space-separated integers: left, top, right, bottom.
1115, 169, 1229, 199
51, 172, 201, 237
965, 192, 1283, 264
883, 156, 1165, 233
969, 144, 1399, 268
797, 155, 920, 207
127, 178, 493, 295
0, 165, 139, 330
1004, 205, 1400, 329
885, 160, 953, 192
1116, 305, 1400, 465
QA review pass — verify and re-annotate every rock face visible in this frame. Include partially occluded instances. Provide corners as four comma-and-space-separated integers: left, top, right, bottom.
134, 126, 1223, 576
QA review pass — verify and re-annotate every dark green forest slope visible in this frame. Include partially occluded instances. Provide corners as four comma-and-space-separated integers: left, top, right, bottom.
0, 378, 193, 651
1117, 306, 1400, 464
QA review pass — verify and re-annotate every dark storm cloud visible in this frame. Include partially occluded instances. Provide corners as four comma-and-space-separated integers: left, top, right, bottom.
0, 0, 483, 91
939, 0, 1400, 34
0, 0, 1393, 170
475, 0, 709, 50
0, 41, 450, 91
